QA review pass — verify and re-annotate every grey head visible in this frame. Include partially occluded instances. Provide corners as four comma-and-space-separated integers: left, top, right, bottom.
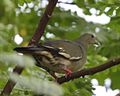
75, 33, 98, 49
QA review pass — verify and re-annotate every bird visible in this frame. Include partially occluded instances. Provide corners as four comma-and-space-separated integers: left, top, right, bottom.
14, 33, 98, 78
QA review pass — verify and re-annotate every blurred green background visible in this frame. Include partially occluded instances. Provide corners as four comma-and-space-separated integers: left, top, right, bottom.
0, 0, 120, 95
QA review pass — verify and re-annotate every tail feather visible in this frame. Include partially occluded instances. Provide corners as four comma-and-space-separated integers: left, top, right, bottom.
14, 45, 60, 54
14, 46, 44, 53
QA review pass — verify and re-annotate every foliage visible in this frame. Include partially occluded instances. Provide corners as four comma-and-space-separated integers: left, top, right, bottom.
0, 0, 120, 95
10, 73, 63, 96
63, 78, 93, 96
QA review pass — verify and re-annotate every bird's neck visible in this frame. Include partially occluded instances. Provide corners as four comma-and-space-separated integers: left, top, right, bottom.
75, 38, 88, 50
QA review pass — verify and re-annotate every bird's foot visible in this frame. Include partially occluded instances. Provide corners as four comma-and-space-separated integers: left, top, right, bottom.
62, 68, 72, 78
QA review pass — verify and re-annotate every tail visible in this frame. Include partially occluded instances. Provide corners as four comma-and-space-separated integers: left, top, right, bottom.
14, 45, 60, 54
14, 46, 44, 54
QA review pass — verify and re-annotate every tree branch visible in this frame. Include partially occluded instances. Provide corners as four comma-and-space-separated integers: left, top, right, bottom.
57, 58, 120, 84
29, 0, 58, 45
0, 0, 58, 95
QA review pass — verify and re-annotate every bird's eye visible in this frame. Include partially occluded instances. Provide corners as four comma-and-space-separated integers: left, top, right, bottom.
91, 35, 94, 38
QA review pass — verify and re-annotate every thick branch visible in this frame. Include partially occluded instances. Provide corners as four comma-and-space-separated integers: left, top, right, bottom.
1, 0, 58, 95
29, 0, 58, 45
57, 58, 120, 84
0, 66, 23, 95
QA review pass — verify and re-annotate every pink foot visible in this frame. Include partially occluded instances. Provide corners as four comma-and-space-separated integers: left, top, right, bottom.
63, 68, 72, 78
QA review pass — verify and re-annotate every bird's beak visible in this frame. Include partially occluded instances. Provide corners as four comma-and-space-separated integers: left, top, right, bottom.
94, 39, 101, 48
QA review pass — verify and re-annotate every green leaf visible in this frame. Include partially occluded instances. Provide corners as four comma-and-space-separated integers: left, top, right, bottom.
105, 7, 114, 16
83, 8, 92, 15
25, 0, 32, 3
116, 7, 120, 16
87, 0, 95, 4
63, 78, 93, 96
110, 70, 120, 89
18, 0, 25, 6
74, 0, 85, 8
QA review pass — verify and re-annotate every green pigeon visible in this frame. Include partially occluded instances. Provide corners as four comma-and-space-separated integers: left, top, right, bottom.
14, 33, 98, 78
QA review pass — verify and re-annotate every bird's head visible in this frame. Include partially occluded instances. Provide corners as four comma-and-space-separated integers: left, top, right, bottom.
76, 33, 100, 48
81, 33, 98, 44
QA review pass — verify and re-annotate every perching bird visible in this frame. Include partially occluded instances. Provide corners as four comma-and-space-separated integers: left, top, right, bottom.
14, 33, 98, 78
